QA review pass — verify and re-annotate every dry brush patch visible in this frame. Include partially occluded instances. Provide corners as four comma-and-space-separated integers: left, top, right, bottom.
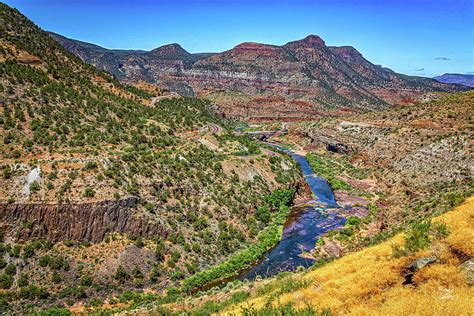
221, 196, 474, 315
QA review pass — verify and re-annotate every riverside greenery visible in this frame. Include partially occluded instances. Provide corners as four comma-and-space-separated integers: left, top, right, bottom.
180, 188, 296, 293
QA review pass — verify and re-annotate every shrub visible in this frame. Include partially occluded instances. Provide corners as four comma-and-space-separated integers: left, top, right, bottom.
17, 273, 28, 287
404, 221, 431, 253
22, 243, 35, 259
83, 187, 95, 198
84, 161, 98, 170
0, 274, 13, 289
149, 266, 160, 283
346, 216, 361, 226
144, 202, 154, 212
9, 245, 21, 257
2, 165, 12, 179
52, 271, 62, 284
79, 274, 93, 287
0, 258, 6, 270
114, 265, 129, 283
50, 256, 66, 270
29, 181, 40, 192
255, 206, 271, 224
134, 237, 144, 248
4, 264, 15, 276
392, 220, 450, 258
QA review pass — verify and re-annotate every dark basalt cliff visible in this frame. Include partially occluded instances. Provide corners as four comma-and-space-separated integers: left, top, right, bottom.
0, 197, 167, 243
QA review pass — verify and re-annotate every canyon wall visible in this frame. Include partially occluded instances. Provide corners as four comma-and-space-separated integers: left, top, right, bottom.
0, 197, 167, 243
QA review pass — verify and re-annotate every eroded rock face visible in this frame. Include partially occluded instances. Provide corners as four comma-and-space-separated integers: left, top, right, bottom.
0, 197, 167, 243
309, 134, 358, 154
49, 33, 467, 119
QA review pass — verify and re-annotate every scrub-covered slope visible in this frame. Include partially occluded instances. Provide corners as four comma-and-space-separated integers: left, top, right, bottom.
159, 196, 473, 315
0, 4, 301, 312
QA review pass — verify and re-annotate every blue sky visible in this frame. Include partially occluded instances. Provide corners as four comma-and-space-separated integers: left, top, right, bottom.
4, 0, 473, 76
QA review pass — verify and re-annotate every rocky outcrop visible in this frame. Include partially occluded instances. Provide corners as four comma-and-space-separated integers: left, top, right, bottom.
309, 134, 357, 154
0, 197, 167, 243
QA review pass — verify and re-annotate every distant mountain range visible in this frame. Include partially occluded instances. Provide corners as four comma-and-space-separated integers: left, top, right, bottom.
434, 73, 474, 87
49, 33, 469, 119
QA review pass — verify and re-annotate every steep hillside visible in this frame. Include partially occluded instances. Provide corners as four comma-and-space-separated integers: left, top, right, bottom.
50, 34, 468, 120
186, 196, 473, 315
0, 4, 302, 313
434, 73, 474, 87
269, 90, 473, 250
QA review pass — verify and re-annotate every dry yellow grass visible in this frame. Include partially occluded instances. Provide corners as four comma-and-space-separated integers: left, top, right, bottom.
223, 196, 474, 315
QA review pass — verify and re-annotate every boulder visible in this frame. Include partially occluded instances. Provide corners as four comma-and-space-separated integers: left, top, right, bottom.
460, 259, 474, 285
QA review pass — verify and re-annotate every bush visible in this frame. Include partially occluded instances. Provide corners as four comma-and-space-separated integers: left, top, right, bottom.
346, 216, 361, 226
38, 255, 51, 267
155, 238, 165, 262
52, 271, 62, 284
84, 161, 98, 170
134, 237, 144, 248
404, 221, 431, 253
114, 265, 129, 283
255, 206, 271, 224
22, 243, 35, 259
0, 274, 13, 289
29, 181, 40, 192
2, 165, 12, 179
50, 256, 66, 270
83, 187, 95, 198
144, 202, 154, 212
9, 245, 21, 257
0, 258, 6, 269
79, 274, 93, 287
17, 273, 28, 287
392, 220, 450, 258
4, 264, 15, 276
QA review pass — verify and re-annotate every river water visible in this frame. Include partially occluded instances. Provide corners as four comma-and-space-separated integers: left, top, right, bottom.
237, 144, 346, 280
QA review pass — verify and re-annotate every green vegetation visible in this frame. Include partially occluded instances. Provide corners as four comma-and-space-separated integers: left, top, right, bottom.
0, 5, 303, 312
392, 220, 449, 258
306, 153, 352, 191
240, 303, 330, 316
306, 151, 373, 195
357, 183, 472, 249
184, 290, 251, 315
181, 188, 295, 292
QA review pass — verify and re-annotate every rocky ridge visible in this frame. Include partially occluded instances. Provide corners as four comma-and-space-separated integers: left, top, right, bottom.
50, 33, 469, 120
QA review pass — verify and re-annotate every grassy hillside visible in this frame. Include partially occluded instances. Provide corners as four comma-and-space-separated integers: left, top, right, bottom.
157, 196, 473, 315
0, 4, 302, 313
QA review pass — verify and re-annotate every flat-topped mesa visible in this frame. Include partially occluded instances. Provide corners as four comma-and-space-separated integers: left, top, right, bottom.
231, 42, 281, 55
50, 28, 469, 117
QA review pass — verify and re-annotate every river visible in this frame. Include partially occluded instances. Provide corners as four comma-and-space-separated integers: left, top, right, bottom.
236, 143, 346, 280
